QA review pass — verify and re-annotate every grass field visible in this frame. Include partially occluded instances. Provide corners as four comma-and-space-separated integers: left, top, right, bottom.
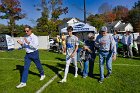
0, 50, 140, 93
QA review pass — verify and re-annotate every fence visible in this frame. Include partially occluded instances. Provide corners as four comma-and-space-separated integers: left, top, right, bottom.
14, 36, 50, 49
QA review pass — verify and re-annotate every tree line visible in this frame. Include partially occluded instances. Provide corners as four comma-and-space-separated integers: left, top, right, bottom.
0, 0, 140, 37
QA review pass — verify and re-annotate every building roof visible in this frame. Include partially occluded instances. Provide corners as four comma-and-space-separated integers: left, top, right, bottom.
59, 18, 80, 30
106, 21, 120, 27
115, 23, 128, 31
67, 18, 79, 24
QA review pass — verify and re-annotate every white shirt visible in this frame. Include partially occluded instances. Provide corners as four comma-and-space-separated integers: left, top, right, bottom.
121, 35, 128, 45
137, 36, 140, 44
121, 34, 133, 45
113, 34, 119, 43
22, 33, 38, 53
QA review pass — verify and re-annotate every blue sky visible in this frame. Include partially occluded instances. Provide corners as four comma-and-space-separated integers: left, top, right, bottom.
0, 0, 139, 27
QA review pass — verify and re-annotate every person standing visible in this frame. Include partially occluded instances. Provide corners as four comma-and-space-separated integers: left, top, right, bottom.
136, 32, 140, 56
113, 30, 119, 54
121, 31, 133, 58
121, 33, 128, 57
61, 33, 66, 55
16, 25, 45, 88
95, 26, 116, 83
82, 33, 96, 78
56, 36, 62, 52
74, 33, 84, 73
59, 26, 79, 83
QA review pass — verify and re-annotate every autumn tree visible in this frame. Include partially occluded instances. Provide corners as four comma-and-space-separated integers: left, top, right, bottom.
128, 1, 140, 32
0, 24, 9, 34
112, 5, 129, 20
36, 18, 62, 36
98, 2, 116, 23
87, 14, 105, 31
133, 0, 140, 9
36, 0, 68, 36
0, 0, 25, 36
41, 0, 49, 18
104, 12, 116, 22
49, 0, 68, 21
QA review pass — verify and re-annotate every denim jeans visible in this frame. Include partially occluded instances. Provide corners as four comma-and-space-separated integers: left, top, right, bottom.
77, 48, 82, 62
21, 50, 44, 83
128, 44, 133, 58
116, 42, 118, 54
83, 53, 96, 77
99, 51, 112, 80
83, 60, 89, 77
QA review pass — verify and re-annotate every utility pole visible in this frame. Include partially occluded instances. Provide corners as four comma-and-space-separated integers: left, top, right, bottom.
84, 0, 86, 23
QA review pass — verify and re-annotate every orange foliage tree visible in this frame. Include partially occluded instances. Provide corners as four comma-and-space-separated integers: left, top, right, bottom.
0, 0, 25, 36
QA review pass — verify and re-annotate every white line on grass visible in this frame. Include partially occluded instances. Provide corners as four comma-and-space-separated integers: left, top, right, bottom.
35, 70, 63, 93
99, 63, 140, 67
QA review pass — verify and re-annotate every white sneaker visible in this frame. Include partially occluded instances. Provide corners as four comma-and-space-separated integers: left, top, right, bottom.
59, 79, 66, 83
40, 75, 46, 81
16, 83, 26, 88
74, 74, 78, 78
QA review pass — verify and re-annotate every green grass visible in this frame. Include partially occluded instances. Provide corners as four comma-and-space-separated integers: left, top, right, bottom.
0, 50, 140, 93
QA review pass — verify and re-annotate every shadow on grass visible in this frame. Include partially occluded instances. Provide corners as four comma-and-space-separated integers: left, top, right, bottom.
132, 57, 140, 60
58, 63, 84, 77
13, 65, 40, 81
92, 74, 100, 80
55, 57, 65, 61
42, 63, 64, 79
42, 63, 84, 80
47, 49, 62, 54
117, 55, 140, 61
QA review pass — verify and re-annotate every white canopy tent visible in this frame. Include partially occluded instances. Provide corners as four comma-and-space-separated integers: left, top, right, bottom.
61, 22, 97, 40
61, 22, 97, 33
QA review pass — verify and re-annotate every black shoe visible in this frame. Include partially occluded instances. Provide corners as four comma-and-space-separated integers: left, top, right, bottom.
98, 79, 103, 83
105, 73, 111, 78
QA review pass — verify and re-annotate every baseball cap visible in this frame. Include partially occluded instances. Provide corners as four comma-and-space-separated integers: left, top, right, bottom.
100, 26, 108, 32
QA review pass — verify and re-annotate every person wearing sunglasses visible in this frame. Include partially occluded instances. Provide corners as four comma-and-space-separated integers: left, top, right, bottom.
16, 25, 45, 88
